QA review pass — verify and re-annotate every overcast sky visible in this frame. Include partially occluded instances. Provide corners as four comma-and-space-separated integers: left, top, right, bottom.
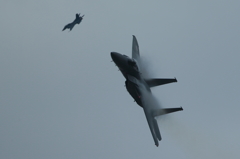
1, 1, 240, 159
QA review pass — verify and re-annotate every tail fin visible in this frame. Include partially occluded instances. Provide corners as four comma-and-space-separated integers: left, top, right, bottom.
132, 35, 140, 60
145, 78, 177, 87
153, 107, 183, 117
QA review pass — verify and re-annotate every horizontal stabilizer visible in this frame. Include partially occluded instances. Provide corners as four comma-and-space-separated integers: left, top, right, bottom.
153, 107, 183, 117
145, 78, 177, 87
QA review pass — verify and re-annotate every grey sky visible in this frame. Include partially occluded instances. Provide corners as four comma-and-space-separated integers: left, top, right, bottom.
1, 1, 240, 159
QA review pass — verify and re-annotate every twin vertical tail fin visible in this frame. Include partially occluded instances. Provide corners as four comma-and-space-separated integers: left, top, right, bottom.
153, 107, 183, 117
152, 107, 183, 147
145, 78, 177, 87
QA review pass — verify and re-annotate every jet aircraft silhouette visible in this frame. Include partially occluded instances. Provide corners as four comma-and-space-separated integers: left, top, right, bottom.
110, 35, 183, 147
62, 13, 84, 31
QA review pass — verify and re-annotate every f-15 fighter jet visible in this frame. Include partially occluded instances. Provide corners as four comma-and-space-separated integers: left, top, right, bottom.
110, 35, 183, 147
62, 13, 84, 31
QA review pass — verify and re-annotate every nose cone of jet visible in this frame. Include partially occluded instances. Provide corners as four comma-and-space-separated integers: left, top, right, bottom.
111, 52, 119, 62
111, 52, 129, 69
111, 52, 123, 65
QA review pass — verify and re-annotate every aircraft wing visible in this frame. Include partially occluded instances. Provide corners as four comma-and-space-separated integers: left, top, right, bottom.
139, 84, 161, 147
132, 35, 140, 60
142, 100, 162, 147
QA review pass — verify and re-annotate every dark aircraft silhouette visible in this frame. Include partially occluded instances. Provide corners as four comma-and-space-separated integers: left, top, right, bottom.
110, 35, 183, 147
62, 13, 84, 31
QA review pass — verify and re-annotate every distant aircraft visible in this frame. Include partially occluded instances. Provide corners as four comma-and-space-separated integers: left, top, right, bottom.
62, 13, 84, 31
110, 35, 183, 147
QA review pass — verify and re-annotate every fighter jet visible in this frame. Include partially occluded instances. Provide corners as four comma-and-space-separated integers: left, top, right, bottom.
110, 35, 183, 147
62, 13, 84, 31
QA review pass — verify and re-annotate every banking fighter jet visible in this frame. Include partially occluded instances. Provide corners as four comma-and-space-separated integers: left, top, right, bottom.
110, 35, 183, 147
62, 13, 84, 31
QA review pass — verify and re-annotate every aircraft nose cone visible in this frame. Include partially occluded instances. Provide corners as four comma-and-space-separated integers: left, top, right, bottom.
110, 52, 117, 59
110, 52, 121, 63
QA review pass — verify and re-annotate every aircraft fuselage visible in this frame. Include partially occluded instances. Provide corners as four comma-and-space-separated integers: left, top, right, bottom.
111, 52, 150, 107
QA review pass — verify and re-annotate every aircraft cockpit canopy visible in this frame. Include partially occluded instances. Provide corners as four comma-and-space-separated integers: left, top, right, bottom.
128, 59, 138, 71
